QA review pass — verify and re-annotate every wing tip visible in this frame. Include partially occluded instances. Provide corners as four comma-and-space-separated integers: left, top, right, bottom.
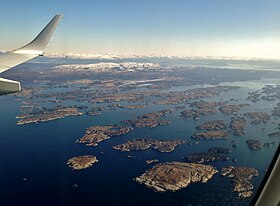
12, 14, 63, 54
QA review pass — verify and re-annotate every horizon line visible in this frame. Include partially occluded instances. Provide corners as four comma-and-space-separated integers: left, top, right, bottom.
43, 52, 280, 61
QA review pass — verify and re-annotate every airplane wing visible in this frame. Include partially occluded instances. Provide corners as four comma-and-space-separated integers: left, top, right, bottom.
0, 53, 37, 74
0, 14, 63, 95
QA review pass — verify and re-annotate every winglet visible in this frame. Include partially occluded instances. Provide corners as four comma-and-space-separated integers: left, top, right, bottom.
13, 14, 63, 55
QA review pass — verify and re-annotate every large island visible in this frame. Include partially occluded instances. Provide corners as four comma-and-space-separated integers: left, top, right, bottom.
135, 162, 218, 192
221, 166, 258, 198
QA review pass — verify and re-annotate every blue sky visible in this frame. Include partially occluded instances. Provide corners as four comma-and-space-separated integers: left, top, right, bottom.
1, 0, 280, 58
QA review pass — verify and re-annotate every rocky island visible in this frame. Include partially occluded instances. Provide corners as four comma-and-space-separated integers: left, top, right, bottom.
86, 106, 105, 116
244, 112, 271, 124
179, 101, 226, 120
77, 125, 133, 146
263, 142, 275, 147
112, 138, 185, 153
184, 152, 229, 163
272, 103, 280, 117
134, 162, 218, 192
122, 109, 173, 128
67, 155, 98, 170
146, 159, 159, 164
17, 107, 83, 125
219, 104, 249, 115
154, 86, 239, 105
191, 130, 229, 140
245, 139, 262, 150
231, 140, 238, 149
247, 85, 280, 102
230, 117, 247, 136
208, 147, 231, 154
196, 120, 228, 131
120, 104, 147, 109
268, 131, 280, 138
90, 90, 148, 104
221, 166, 258, 198
190, 101, 220, 109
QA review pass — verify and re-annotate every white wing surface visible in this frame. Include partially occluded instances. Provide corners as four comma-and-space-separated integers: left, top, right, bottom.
0, 14, 63, 95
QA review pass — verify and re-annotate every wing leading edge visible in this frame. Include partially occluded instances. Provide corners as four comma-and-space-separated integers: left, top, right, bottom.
0, 14, 63, 95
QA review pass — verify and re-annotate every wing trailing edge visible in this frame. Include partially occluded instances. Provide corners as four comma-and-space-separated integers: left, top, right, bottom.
0, 77, 20, 95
